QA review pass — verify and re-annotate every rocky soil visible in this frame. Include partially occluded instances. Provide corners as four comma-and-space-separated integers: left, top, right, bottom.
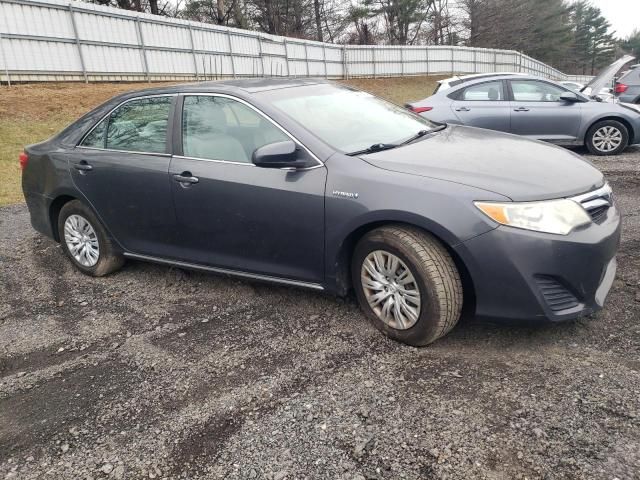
1, 147, 639, 480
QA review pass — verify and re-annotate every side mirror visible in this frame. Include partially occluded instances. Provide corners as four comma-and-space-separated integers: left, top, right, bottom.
559, 92, 582, 103
252, 140, 315, 169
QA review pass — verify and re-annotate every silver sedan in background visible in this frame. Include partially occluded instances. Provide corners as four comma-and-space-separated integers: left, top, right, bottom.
408, 74, 640, 155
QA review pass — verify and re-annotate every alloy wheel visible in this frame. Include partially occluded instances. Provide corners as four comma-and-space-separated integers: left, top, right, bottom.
360, 250, 421, 330
64, 214, 100, 267
593, 126, 622, 153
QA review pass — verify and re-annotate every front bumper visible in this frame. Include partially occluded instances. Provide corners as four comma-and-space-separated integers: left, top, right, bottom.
455, 204, 621, 322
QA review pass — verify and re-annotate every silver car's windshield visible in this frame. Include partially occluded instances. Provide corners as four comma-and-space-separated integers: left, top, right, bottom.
261, 84, 438, 154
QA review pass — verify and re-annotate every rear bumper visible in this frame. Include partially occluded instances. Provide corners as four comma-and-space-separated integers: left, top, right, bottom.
455, 205, 621, 323
24, 191, 55, 239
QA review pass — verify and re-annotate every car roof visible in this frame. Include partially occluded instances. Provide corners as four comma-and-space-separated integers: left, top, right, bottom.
113, 77, 330, 101
441, 74, 554, 90
439, 72, 526, 87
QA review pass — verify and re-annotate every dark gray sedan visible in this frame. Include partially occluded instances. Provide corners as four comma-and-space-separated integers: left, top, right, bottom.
408, 74, 640, 155
21, 79, 620, 346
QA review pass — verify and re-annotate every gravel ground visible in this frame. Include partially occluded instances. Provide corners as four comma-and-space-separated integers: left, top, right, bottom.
1, 146, 639, 480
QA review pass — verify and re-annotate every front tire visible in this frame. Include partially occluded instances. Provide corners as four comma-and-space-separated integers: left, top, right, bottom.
352, 225, 463, 346
57, 200, 124, 276
585, 120, 629, 156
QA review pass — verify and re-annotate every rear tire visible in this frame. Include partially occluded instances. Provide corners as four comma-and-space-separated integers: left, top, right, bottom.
57, 200, 124, 276
352, 225, 463, 346
585, 120, 629, 156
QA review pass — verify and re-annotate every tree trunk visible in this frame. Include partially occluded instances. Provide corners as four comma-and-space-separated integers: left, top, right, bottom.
149, 0, 159, 15
314, 0, 323, 42
217, 0, 225, 24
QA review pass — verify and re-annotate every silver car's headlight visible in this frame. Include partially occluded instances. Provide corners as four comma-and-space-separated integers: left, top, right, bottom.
474, 199, 592, 235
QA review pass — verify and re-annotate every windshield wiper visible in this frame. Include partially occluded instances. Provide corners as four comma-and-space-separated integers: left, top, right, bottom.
346, 125, 447, 157
346, 143, 399, 156
400, 124, 447, 145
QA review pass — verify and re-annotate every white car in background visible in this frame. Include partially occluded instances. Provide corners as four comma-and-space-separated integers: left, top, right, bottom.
560, 81, 585, 92
432, 72, 527, 94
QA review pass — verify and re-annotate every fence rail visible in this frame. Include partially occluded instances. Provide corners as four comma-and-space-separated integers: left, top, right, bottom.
0, 0, 592, 85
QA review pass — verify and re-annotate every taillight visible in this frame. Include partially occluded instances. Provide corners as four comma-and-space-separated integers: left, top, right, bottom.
19, 151, 29, 171
615, 83, 628, 94
411, 106, 433, 114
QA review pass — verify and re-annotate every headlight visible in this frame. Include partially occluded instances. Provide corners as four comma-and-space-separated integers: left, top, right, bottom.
474, 199, 591, 235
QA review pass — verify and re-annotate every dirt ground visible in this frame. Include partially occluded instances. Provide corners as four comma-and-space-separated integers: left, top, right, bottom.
0, 79, 639, 479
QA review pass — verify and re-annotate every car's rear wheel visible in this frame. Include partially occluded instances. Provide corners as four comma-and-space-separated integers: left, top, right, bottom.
352, 225, 463, 346
58, 200, 124, 276
585, 120, 629, 155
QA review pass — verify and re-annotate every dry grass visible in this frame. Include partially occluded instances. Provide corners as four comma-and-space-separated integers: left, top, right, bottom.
0, 76, 442, 205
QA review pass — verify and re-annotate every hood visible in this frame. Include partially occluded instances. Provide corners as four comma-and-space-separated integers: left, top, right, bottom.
362, 125, 604, 201
582, 54, 636, 97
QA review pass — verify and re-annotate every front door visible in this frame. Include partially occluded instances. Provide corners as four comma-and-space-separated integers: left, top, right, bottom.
450, 80, 511, 132
169, 95, 326, 284
508, 79, 582, 142
70, 95, 177, 256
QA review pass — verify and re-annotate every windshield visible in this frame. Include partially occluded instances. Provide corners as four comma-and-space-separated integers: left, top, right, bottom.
259, 84, 438, 154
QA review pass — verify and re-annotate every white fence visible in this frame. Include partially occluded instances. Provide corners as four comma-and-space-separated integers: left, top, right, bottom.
0, 0, 591, 84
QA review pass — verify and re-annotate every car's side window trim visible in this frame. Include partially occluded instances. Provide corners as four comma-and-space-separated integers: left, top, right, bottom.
176, 92, 324, 170
75, 94, 177, 157
452, 79, 508, 102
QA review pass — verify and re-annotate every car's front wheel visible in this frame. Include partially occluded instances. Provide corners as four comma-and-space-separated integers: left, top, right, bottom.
58, 200, 124, 276
352, 225, 463, 346
585, 120, 629, 156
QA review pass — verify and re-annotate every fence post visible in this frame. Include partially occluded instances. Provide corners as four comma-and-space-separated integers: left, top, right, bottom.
283, 39, 291, 77
342, 45, 348, 79
518, 51, 523, 72
322, 44, 328, 78
226, 30, 236, 78
135, 18, 150, 82
372, 47, 376, 78
257, 35, 265, 77
187, 24, 199, 81
304, 42, 310, 77
0, 34, 11, 86
493, 50, 497, 73
68, 4, 88, 83
400, 47, 404, 76
450, 47, 454, 75
425, 46, 429, 75
472, 48, 477, 74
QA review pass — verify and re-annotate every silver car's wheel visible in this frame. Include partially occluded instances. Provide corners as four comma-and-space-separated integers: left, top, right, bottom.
592, 126, 622, 153
586, 120, 629, 156
361, 250, 421, 330
64, 214, 100, 267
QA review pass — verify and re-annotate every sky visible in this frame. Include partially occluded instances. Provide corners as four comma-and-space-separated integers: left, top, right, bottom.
589, 0, 639, 38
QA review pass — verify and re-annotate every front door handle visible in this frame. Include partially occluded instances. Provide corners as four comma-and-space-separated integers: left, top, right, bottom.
73, 161, 93, 172
173, 172, 199, 185
455, 107, 471, 112
513, 107, 530, 112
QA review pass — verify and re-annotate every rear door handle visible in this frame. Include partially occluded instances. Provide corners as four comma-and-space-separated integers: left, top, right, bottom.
73, 161, 93, 172
173, 172, 199, 185
513, 107, 530, 112
455, 107, 471, 112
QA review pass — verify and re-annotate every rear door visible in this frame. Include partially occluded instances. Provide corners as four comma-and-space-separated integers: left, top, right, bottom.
168, 94, 326, 284
508, 79, 582, 142
450, 80, 511, 132
70, 95, 177, 255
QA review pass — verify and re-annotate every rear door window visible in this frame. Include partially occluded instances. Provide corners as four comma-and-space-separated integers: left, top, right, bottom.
459, 81, 505, 101
106, 97, 172, 153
